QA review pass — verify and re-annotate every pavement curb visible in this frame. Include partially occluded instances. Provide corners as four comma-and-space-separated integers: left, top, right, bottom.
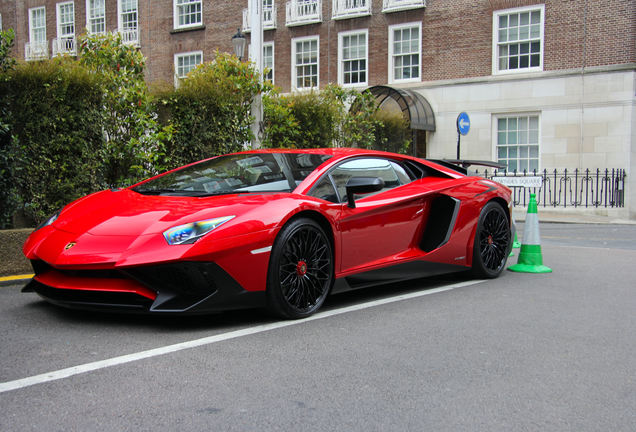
513, 211, 636, 225
0, 275, 33, 287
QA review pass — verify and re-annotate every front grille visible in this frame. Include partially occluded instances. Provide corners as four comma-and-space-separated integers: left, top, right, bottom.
31, 260, 121, 279
124, 262, 218, 297
29, 279, 153, 310
29, 260, 224, 312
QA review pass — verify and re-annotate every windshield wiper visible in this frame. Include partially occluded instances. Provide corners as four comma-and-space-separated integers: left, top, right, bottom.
133, 188, 236, 197
132, 188, 180, 195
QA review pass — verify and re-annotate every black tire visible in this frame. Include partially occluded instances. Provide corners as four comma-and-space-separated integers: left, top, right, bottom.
266, 218, 334, 319
471, 201, 511, 278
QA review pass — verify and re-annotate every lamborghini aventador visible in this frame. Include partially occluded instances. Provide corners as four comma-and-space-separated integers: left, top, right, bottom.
23, 148, 513, 318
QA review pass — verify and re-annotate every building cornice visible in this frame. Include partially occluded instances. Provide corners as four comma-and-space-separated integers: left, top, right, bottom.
391, 63, 636, 91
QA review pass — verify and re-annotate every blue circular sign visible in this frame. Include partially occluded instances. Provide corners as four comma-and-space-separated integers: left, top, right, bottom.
457, 112, 470, 136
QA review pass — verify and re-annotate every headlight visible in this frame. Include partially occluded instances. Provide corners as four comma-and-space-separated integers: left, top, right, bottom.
35, 210, 61, 231
163, 216, 235, 245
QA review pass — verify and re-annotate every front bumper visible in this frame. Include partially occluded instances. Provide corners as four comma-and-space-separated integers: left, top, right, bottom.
22, 260, 265, 314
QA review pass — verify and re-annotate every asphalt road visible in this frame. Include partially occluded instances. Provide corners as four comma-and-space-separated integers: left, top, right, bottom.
1, 223, 635, 431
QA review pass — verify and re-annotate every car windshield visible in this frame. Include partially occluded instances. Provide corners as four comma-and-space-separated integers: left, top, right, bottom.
132, 152, 332, 196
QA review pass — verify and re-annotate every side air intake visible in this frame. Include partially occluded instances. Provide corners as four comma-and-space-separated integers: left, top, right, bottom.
420, 196, 460, 252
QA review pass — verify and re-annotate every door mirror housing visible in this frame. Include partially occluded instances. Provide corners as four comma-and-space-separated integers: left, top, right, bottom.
345, 177, 385, 208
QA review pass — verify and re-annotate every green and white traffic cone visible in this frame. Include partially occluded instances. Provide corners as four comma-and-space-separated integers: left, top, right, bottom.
508, 193, 552, 273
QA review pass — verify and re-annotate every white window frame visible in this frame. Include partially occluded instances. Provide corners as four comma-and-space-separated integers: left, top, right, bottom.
338, 29, 368, 88
263, 42, 275, 84
86, 0, 106, 34
174, 50, 203, 86
492, 4, 545, 75
262, 0, 275, 27
388, 21, 422, 84
29, 6, 47, 45
173, 0, 203, 30
56, 2, 75, 40
0, 13, 3, 31
291, 35, 320, 91
118, 0, 138, 44
493, 113, 541, 173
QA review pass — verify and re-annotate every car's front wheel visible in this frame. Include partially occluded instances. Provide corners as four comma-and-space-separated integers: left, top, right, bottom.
471, 201, 511, 278
267, 218, 334, 319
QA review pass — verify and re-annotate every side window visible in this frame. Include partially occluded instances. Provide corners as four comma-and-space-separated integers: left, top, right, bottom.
310, 177, 339, 203
390, 161, 413, 184
330, 158, 405, 202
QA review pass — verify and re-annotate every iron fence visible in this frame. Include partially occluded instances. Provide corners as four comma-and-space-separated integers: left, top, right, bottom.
475, 168, 627, 209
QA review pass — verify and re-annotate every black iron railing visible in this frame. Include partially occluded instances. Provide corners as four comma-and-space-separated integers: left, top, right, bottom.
475, 168, 627, 209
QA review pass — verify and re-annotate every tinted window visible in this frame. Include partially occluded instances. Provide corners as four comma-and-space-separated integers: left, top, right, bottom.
311, 176, 339, 203
390, 161, 413, 184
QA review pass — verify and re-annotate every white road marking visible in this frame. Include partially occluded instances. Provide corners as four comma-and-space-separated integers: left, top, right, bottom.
0, 279, 484, 394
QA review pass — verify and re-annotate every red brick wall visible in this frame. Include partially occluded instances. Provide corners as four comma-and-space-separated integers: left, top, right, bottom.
577, 0, 636, 68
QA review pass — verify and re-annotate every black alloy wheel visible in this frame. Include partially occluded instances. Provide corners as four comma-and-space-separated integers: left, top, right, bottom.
471, 202, 511, 278
267, 218, 334, 319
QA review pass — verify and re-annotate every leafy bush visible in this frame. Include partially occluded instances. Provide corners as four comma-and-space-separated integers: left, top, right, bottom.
262, 84, 380, 149
154, 51, 266, 169
261, 92, 301, 149
79, 32, 170, 186
263, 84, 410, 153
0, 29, 16, 74
0, 60, 105, 226
0, 29, 17, 228
370, 109, 412, 155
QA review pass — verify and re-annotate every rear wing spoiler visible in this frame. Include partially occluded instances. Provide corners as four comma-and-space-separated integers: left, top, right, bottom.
428, 159, 506, 175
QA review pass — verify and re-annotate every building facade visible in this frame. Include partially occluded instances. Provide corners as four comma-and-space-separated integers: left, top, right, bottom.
1, 0, 635, 217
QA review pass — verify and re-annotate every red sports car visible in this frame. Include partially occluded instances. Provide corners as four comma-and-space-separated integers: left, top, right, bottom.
23, 148, 512, 319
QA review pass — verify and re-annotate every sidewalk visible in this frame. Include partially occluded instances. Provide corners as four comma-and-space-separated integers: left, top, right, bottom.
513, 209, 636, 225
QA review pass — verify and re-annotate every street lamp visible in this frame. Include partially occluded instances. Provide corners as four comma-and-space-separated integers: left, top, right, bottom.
231, 28, 246, 61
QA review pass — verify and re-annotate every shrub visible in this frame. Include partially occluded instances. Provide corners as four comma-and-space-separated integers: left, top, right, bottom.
261, 92, 301, 149
262, 84, 380, 149
79, 32, 170, 186
0, 29, 17, 228
263, 84, 410, 152
154, 51, 265, 168
371, 109, 412, 155
0, 60, 105, 226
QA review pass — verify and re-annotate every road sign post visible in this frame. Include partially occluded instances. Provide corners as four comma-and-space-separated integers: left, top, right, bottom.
456, 112, 470, 159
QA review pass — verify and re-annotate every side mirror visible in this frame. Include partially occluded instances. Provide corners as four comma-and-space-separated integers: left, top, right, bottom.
345, 177, 385, 208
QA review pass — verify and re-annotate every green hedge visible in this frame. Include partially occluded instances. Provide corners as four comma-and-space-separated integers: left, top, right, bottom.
0, 60, 104, 228
370, 109, 412, 154
154, 52, 263, 169
262, 84, 411, 152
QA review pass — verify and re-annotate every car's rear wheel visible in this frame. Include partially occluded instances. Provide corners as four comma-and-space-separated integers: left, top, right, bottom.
471, 202, 511, 278
267, 218, 334, 319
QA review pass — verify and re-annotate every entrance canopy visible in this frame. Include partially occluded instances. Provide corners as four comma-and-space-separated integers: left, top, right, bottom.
367, 85, 435, 131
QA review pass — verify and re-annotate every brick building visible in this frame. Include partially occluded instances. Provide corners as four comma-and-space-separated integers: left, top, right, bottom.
1, 0, 635, 217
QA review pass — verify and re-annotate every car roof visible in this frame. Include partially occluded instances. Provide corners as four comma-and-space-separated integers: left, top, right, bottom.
240, 147, 388, 157
239, 148, 464, 179
238, 147, 434, 165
